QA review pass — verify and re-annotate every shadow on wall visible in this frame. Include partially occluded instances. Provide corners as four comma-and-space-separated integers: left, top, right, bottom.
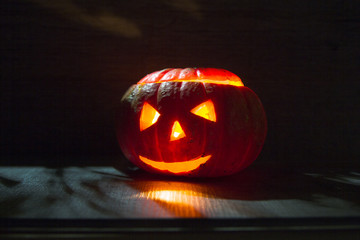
32, 0, 203, 38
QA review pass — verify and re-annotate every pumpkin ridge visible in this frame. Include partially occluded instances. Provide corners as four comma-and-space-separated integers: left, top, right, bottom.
199, 82, 208, 174
154, 83, 164, 164
240, 88, 267, 169
238, 89, 255, 170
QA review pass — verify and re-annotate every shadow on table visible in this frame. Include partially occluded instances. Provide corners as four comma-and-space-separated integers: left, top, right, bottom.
109, 159, 360, 217
0, 159, 359, 218
114, 159, 360, 199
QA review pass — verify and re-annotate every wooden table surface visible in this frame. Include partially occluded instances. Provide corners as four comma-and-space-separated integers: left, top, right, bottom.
1, 162, 360, 239
1, 163, 360, 218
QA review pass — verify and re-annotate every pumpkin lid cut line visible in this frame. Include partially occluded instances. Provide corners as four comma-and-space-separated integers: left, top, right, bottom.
137, 79, 244, 87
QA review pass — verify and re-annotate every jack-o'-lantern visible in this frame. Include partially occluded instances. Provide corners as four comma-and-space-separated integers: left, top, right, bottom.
116, 68, 267, 177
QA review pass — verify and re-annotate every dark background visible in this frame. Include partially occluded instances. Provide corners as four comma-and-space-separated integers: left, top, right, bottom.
1, 0, 359, 167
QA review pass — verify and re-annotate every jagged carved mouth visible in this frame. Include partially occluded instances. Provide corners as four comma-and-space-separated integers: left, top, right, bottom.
138, 155, 212, 174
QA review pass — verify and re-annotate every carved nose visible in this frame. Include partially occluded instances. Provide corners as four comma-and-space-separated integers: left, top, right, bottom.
170, 121, 186, 141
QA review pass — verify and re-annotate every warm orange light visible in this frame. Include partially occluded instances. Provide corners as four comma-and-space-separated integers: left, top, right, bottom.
140, 102, 160, 131
170, 121, 186, 141
191, 100, 216, 122
136, 189, 207, 217
143, 190, 202, 204
138, 79, 244, 87
138, 155, 211, 173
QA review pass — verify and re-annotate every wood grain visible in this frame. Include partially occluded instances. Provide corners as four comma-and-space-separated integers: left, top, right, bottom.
1, 165, 359, 218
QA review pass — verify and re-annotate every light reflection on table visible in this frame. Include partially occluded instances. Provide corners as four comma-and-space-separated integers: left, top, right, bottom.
0, 165, 359, 218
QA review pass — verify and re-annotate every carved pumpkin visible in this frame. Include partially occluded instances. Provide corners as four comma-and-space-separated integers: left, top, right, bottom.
116, 68, 267, 177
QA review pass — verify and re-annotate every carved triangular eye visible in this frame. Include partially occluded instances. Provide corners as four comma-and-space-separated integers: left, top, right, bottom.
140, 102, 160, 131
190, 100, 216, 122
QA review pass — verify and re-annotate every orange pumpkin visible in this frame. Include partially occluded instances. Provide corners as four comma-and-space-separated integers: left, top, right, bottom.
116, 68, 267, 177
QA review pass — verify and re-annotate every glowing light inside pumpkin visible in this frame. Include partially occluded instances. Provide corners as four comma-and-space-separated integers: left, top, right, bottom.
139, 155, 211, 173
170, 121, 186, 141
191, 100, 216, 122
140, 102, 160, 131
